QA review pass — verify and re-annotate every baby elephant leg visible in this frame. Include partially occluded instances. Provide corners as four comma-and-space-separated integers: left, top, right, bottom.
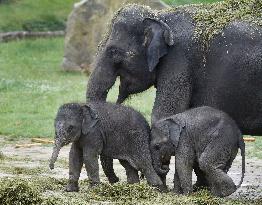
175, 156, 194, 195
193, 162, 209, 191
141, 161, 165, 191
173, 170, 182, 194
199, 151, 236, 197
100, 155, 119, 184
83, 147, 100, 187
66, 143, 83, 192
119, 160, 139, 184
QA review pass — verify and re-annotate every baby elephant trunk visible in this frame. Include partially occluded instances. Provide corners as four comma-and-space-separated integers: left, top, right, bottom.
151, 151, 169, 175
49, 140, 62, 170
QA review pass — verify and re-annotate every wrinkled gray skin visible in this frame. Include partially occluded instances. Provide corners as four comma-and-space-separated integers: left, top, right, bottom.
86, 4, 261, 186
151, 106, 245, 197
49, 102, 165, 192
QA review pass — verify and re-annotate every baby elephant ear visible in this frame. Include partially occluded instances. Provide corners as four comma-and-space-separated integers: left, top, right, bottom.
166, 118, 185, 148
82, 105, 99, 135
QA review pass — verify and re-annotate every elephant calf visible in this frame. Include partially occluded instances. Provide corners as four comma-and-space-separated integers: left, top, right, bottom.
151, 106, 245, 197
49, 102, 164, 191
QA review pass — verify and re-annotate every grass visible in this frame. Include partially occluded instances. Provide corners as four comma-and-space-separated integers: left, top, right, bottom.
0, 177, 261, 205
0, 0, 79, 32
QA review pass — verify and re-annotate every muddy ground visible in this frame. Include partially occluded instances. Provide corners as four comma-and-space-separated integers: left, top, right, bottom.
0, 136, 261, 201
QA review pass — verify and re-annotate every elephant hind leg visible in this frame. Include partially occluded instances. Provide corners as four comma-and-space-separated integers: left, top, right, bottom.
119, 160, 139, 184
193, 161, 209, 191
100, 155, 119, 184
199, 152, 236, 197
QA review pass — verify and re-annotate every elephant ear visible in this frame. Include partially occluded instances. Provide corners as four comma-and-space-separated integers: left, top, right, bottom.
166, 118, 185, 149
82, 105, 99, 135
143, 18, 174, 72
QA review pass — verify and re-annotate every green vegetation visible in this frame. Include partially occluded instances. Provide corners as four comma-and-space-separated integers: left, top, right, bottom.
0, 178, 43, 205
246, 137, 262, 159
0, 0, 79, 32
0, 177, 260, 205
164, 0, 262, 51
192, 0, 261, 48
163, 0, 221, 5
0, 38, 86, 137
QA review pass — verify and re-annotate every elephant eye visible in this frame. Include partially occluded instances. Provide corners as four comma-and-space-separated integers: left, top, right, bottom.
154, 144, 160, 151
108, 46, 124, 58
67, 125, 74, 133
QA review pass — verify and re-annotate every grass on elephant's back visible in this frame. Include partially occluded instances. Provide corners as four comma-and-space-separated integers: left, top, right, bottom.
165, 0, 262, 51
163, 0, 221, 5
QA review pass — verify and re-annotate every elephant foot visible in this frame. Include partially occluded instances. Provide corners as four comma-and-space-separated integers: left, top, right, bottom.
108, 176, 119, 184
173, 184, 182, 194
193, 181, 209, 192
65, 182, 79, 192
155, 184, 168, 193
139, 173, 145, 180
89, 182, 100, 188
211, 183, 236, 197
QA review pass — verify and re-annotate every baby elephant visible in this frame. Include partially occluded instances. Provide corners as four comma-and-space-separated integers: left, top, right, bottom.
151, 106, 245, 197
49, 102, 164, 192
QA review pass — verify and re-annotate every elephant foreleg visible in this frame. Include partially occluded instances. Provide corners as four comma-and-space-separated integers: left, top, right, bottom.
66, 143, 83, 192
173, 170, 182, 194
175, 156, 194, 195
83, 147, 100, 187
100, 155, 119, 184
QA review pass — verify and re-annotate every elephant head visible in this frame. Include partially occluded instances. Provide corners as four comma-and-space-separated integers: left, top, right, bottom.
150, 117, 185, 175
86, 5, 174, 103
49, 103, 100, 169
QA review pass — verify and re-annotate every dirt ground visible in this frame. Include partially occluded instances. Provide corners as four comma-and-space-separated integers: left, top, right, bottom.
0, 136, 261, 200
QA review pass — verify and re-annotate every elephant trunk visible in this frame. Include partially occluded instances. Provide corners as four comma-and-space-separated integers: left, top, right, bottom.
151, 149, 169, 175
86, 54, 117, 102
49, 140, 62, 170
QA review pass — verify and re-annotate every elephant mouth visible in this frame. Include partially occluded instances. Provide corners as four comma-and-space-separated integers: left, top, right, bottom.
160, 165, 170, 173
162, 165, 169, 171
155, 164, 170, 175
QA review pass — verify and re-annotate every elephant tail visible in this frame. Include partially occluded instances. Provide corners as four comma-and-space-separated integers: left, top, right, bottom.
236, 133, 245, 189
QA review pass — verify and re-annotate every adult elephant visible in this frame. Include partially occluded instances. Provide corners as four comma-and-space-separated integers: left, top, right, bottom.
86, 2, 262, 135
86, 2, 261, 185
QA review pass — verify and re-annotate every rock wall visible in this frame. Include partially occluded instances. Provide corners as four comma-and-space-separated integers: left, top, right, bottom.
62, 0, 168, 73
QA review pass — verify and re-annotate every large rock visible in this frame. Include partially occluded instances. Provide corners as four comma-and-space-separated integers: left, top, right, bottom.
62, 0, 168, 73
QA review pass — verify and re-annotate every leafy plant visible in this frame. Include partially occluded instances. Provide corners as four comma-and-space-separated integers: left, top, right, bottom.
0, 178, 43, 205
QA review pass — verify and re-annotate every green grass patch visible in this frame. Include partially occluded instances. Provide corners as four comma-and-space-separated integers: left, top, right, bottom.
0, 0, 79, 32
0, 38, 86, 137
246, 136, 262, 159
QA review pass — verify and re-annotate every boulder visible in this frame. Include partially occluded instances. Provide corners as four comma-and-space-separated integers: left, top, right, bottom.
62, 0, 168, 73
